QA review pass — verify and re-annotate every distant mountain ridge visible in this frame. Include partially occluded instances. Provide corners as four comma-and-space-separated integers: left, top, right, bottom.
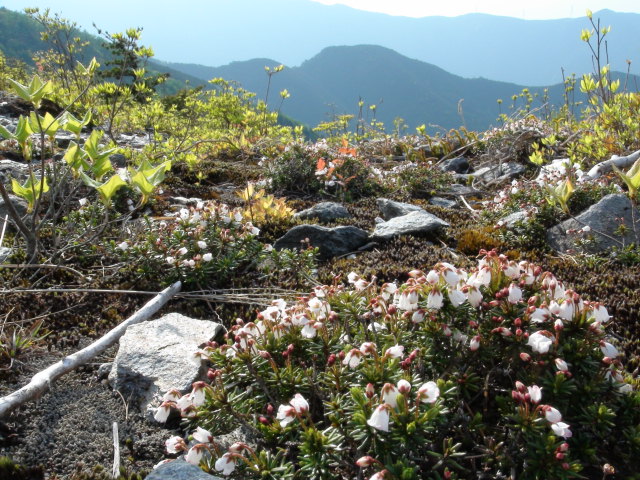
2, 1, 639, 85
0, 7, 206, 95
164, 45, 610, 132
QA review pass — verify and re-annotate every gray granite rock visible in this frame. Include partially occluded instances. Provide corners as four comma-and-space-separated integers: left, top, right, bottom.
54, 130, 75, 148
145, 458, 223, 480
500, 211, 529, 228
0, 246, 11, 263
477, 162, 525, 183
546, 194, 640, 253
109, 313, 222, 411
429, 196, 457, 208
274, 224, 368, 261
371, 210, 449, 240
294, 202, 351, 222
0, 194, 28, 225
109, 153, 128, 168
169, 196, 203, 207
376, 198, 424, 221
441, 184, 480, 197
439, 156, 469, 174
0, 159, 29, 184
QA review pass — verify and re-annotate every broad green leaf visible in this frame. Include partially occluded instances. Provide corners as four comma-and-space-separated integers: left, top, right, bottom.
63, 142, 90, 172
80, 171, 126, 205
547, 178, 575, 214
79, 170, 101, 189
0, 123, 14, 140
9, 76, 52, 106
82, 130, 115, 179
61, 111, 91, 137
612, 158, 640, 199
128, 160, 171, 205
14, 116, 33, 144
8, 78, 33, 103
77, 57, 100, 76
11, 174, 49, 212
29, 111, 60, 137
130, 170, 154, 205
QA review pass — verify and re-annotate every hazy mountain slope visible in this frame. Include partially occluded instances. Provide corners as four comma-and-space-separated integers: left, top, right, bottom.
0, 7, 205, 94
166, 45, 582, 131
1, 1, 638, 85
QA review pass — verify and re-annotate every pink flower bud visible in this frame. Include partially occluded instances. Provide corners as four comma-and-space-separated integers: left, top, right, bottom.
356, 455, 377, 467
365, 383, 375, 398
397, 379, 411, 394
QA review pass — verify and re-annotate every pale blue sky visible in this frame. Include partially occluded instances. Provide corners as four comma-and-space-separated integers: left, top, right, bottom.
311, 0, 640, 18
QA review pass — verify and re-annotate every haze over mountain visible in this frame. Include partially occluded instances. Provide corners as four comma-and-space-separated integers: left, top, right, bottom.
162, 45, 601, 132
1, 1, 639, 85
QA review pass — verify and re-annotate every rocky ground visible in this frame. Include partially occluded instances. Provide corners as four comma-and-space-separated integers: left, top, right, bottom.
0, 339, 180, 479
1, 91, 640, 478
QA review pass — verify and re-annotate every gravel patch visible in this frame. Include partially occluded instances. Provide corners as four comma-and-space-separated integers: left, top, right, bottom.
0, 343, 177, 479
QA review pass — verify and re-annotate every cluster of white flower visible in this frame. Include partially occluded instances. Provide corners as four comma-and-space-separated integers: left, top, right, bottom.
512, 381, 573, 439
152, 252, 632, 477
366, 380, 440, 432
155, 201, 260, 270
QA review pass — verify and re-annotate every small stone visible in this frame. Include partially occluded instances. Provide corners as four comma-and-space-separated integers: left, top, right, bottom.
500, 211, 528, 228
109, 153, 128, 168
439, 156, 469, 174
376, 198, 424, 220
429, 196, 457, 208
273, 225, 368, 261
477, 162, 525, 183
145, 458, 223, 480
294, 202, 351, 222
371, 210, 449, 240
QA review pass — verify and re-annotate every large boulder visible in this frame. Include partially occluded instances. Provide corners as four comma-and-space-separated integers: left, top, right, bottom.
371, 210, 449, 240
546, 194, 640, 253
145, 459, 223, 480
294, 202, 351, 223
108, 313, 222, 411
376, 198, 424, 220
273, 224, 368, 260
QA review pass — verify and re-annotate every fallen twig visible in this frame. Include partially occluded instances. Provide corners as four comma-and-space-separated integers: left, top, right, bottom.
0, 281, 182, 419
585, 149, 640, 179
112, 421, 120, 479
459, 195, 480, 217
0, 214, 8, 248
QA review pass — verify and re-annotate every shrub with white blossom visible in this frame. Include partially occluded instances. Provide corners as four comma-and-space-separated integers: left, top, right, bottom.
155, 251, 639, 479
113, 200, 314, 289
